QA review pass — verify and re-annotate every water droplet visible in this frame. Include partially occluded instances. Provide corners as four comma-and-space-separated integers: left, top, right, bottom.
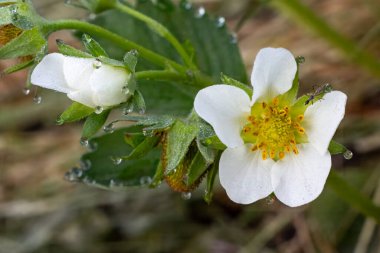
296, 56, 305, 64
343, 150, 353, 160
266, 195, 275, 205
180, 1, 192, 10
110, 156, 123, 165
22, 88, 31, 95
140, 176, 152, 185
88, 141, 98, 152
195, 7, 205, 18
80, 137, 89, 147
82, 176, 91, 184
103, 123, 115, 133
80, 159, 92, 170
216, 16, 226, 28
109, 179, 117, 187
130, 49, 139, 57
122, 86, 130, 95
123, 105, 134, 115
95, 106, 103, 114
10, 5, 18, 14
230, 33, 238, 44
93, 59, 102, 69
139, 108, 146, 115
88, 13, 97, 20
33, 95, 42, 104
181, 192, 192, 200
64, 167, 83, 182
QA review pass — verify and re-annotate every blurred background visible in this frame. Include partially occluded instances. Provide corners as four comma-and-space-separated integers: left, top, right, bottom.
1, 0, 380, 252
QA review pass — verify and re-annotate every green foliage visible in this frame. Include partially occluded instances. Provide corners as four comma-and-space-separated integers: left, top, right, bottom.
122, 134, 161, 160
221, 73, 252, 97
57, 102, 94, 125
0, 27, 46, 59
56, 39, 92, 58
82, 33, 108, 57
89, 0, 247, 115
82, 110, 110, 139
2, 58, 34, 74
328, 140, 349, 155
78, 126, 160, 187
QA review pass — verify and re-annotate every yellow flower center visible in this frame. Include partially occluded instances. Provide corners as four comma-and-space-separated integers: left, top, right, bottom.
241, 97, 306, 160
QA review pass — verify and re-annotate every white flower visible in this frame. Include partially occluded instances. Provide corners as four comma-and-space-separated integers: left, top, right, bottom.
194, 48, 347, 207
31, 53, 131, 108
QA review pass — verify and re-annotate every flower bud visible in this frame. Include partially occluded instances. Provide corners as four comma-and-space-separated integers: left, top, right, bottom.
31, 53, 132, 109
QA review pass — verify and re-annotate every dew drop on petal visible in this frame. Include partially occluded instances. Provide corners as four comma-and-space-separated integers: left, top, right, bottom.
195, 7, 205, 18
181, 192, 192, 200
296, 56, 305, 64
33, 95, 42, 104
343, 150, 353, 160
93, 59, 102, 69
216, 16, 226, 28
22, 88, 31, 95
95, 106, 104, 114
110, 156, 123, 165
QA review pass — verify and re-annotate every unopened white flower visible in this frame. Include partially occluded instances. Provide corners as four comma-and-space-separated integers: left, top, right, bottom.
31, 53, 131, 108
194, 48, 347, 207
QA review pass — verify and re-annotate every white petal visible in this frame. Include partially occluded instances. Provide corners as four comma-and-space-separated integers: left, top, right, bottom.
90, 65, 130, 107
67, 90, 96, 108
219, 144, 274, 204
304, 91, 347, 154
271, 144, 331, 207
63, 56, 95, 90
250, 48, 297, 103
194, 85, 251, 148
30, 53, 70, 93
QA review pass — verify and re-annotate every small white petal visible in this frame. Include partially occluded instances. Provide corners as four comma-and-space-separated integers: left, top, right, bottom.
250, 48, 297, 103
90, 65, 130, 106
67, 90, 96, 108
194, 85, 251, 148
31, 53, 70, 93
271, 144, 331, 207
304, 91, 347, 154
219, 144, 274, 204
63, 56, 95, 90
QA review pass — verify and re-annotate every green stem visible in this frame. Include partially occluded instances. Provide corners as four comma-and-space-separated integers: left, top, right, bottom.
327, 170, 380, 223
114, 1, 196, 69
271, 0, 380, 78
42, 19, 212, 88
42, 19, 184, 72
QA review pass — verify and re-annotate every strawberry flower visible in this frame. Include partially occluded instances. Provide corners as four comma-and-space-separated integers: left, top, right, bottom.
194, 48, 347, 207
31, 53, 131, 108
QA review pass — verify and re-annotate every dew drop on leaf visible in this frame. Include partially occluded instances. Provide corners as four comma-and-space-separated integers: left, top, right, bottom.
22, 88, 31, 95
33, 95, 42, 104
80, 159, 92, 170
122, 86, 130, 95
181, 192, 192, 200
343, 150, 353, 160
180, 0, 192, 10
216, 16, 226, 28
195, 7, 205, 18
80, 137, 89, 147
140, 176, 152, 185
230, 33, 238, 44
103, 123, 115, 133
110, 156, 122, 165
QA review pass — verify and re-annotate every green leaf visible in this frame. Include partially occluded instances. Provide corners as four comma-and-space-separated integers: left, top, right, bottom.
163, 120, 198, 174
327, 170, 380, 223
125, 114, 175, 133
2, 58, 34, 74
57, 102, 94, 125
122, 135, 160, 160
82, 34, 108, 57
132, 90, 146, 115
186, 151, 209, 186
56, 39, 92, 58
204, 152, 220, 204
78, 126, 160, 187
124, 132, 145, 148
123, 49, 138, 72
82, 110, 110, 139
0, 26, 46, 59
221, 73, 252, 97
0, 5, 13, 25
328, 140, 349, 155
89, 1, 247, 114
